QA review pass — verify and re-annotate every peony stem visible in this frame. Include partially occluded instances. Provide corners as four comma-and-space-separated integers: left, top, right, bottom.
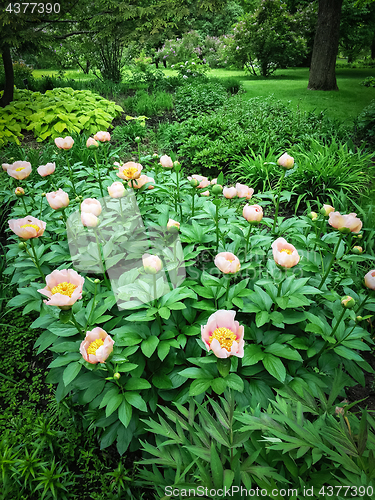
28, 238, 45, 281
191, 191, 195, 217
215, 198, 221, 253
319, 232, 344, 289
244, 225, 252, 261
20, 196, 28, 216
94, 151, 105, 201
65, 151, 77, 197
271, 169, 286, 234
225, 276, 231, 303
93, 228, 111, 290
70, 313, 84, 336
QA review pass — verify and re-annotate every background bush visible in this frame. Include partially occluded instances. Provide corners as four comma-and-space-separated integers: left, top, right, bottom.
174, 81, 228, 120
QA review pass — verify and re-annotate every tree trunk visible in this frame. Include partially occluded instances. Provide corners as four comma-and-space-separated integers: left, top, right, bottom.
307, 0, 343, 91
371, 35, 375, 60
0, 45, 14, 107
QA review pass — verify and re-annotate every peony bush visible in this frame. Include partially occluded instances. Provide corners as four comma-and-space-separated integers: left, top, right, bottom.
2, 137, 375, 460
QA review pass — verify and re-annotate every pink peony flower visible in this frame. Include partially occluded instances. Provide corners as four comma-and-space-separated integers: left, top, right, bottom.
211, 178, 217, 185
272, 237, 300, 268
142, 254, 163, 274
81, 212, 99, 227
117, 162, 143, 180
86, 137, 99, 148
7, 161, 32, 180
201, 310, 244, 358
2, 163, 11, 171
223, 187, 237, 199
38, 269, 84, 308
243, 204, 263, 223
167, 218, 180, 232
46, 189, 69, 210
81, 198, 102, 216
37, 162, 56, 177
328, 212, 362, 234
108, 181, 126, 198
8, 216, 46, 239
236, 183, 254, 199
364, 270, 375, 290
54, 136, 74, 150
321, 204, 335, 216
80, 327, 114, 364
201, 190, 210, 196
94, 131, 111, 142
277, 153, 294, 169
214, 252, 241, 274
159, 155, 173, 169
128, 175, 154, 189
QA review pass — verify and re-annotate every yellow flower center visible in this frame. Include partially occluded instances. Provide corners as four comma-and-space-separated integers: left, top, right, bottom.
209, 327, 237, 352
87, 338, 104, 355
20, 223, 40, 231
51, 282, 77, 297
15, 167, 25, 171
280, 248, 292, 255
124, 166, 138, 178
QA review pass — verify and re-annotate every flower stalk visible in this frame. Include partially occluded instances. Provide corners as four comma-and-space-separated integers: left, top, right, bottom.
319, 232, 344, 289
272, 169, 286, 233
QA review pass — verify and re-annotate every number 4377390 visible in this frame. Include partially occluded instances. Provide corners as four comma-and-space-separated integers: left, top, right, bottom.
6, 3, 60, 14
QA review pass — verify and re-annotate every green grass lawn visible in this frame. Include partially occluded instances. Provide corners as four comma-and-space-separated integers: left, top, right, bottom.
33, 65, 375, 125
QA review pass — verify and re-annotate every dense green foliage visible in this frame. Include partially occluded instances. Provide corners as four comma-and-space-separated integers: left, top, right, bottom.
174, 81, 228, 119
0, 88, 123, 147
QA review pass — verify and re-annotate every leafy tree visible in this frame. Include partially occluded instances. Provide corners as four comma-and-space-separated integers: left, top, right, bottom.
339, 0, 375, 62
230, 0, 307, 76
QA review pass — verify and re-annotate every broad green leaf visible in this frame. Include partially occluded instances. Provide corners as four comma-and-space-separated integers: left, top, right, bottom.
263, 354, 286, 382
63, 361, 82, 387
141, 336, 159, 357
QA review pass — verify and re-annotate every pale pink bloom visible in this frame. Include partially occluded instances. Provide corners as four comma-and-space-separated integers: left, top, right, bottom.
38, 269, 84, 308
272, 237, 300, 268
223, 187, 237, 199
113, 161, 122, 169
54, 136, 74, 150
8, 216, 46, 239
321, 204, 335, 216
364, 270, 375, 290
37, 162, 56, 177
80, 327, 114, 364
46, 189, 69, 210
107, 181, 126, 198
159, 155, 173, 169
328, 212, 362, 234
201, 310, 244, 359
81, 198, 102, 216
81, 212, 99, 227
128, 175, 154, 189
2, 163, 11, 171
188, 174, 210, 189
146, 177, 155, 189
15, 187, 25, 196
117, 162, 143, 180
94, 131, 111, 142
211, 178, 217, 185
7, 161, 32, 180
214, 252, 241, 274
142, 254, 163, 274
243, 204, 263, 223
86, 137, 99, 148
236, 183, 254, 199
201, 190, 210, 196
167, 218, 180, 232
277, 153, 294, 169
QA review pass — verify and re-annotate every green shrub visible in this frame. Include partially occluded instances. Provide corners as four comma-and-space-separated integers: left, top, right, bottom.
0, 60, 36, 91
121, 90, 174, 117
174, 81, 228, 120
354, 99, 375, 145
232, 138, 374, 206
360, 76, 375, 87
157, 95, 345, 175
0, 87, 123, 146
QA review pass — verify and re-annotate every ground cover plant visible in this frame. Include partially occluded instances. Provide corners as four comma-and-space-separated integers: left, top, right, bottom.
1, 131, 375, 498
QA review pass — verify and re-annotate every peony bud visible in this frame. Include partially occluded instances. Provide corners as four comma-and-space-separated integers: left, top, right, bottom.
86, 137, 99, 148
308, 211, 318, 221
341, 295, 356, 309
352, 246, 363, 255
113, 372, 121, 380
321, 204, 335, 216
212, 184, 223, 195
15, 187, 25, 196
